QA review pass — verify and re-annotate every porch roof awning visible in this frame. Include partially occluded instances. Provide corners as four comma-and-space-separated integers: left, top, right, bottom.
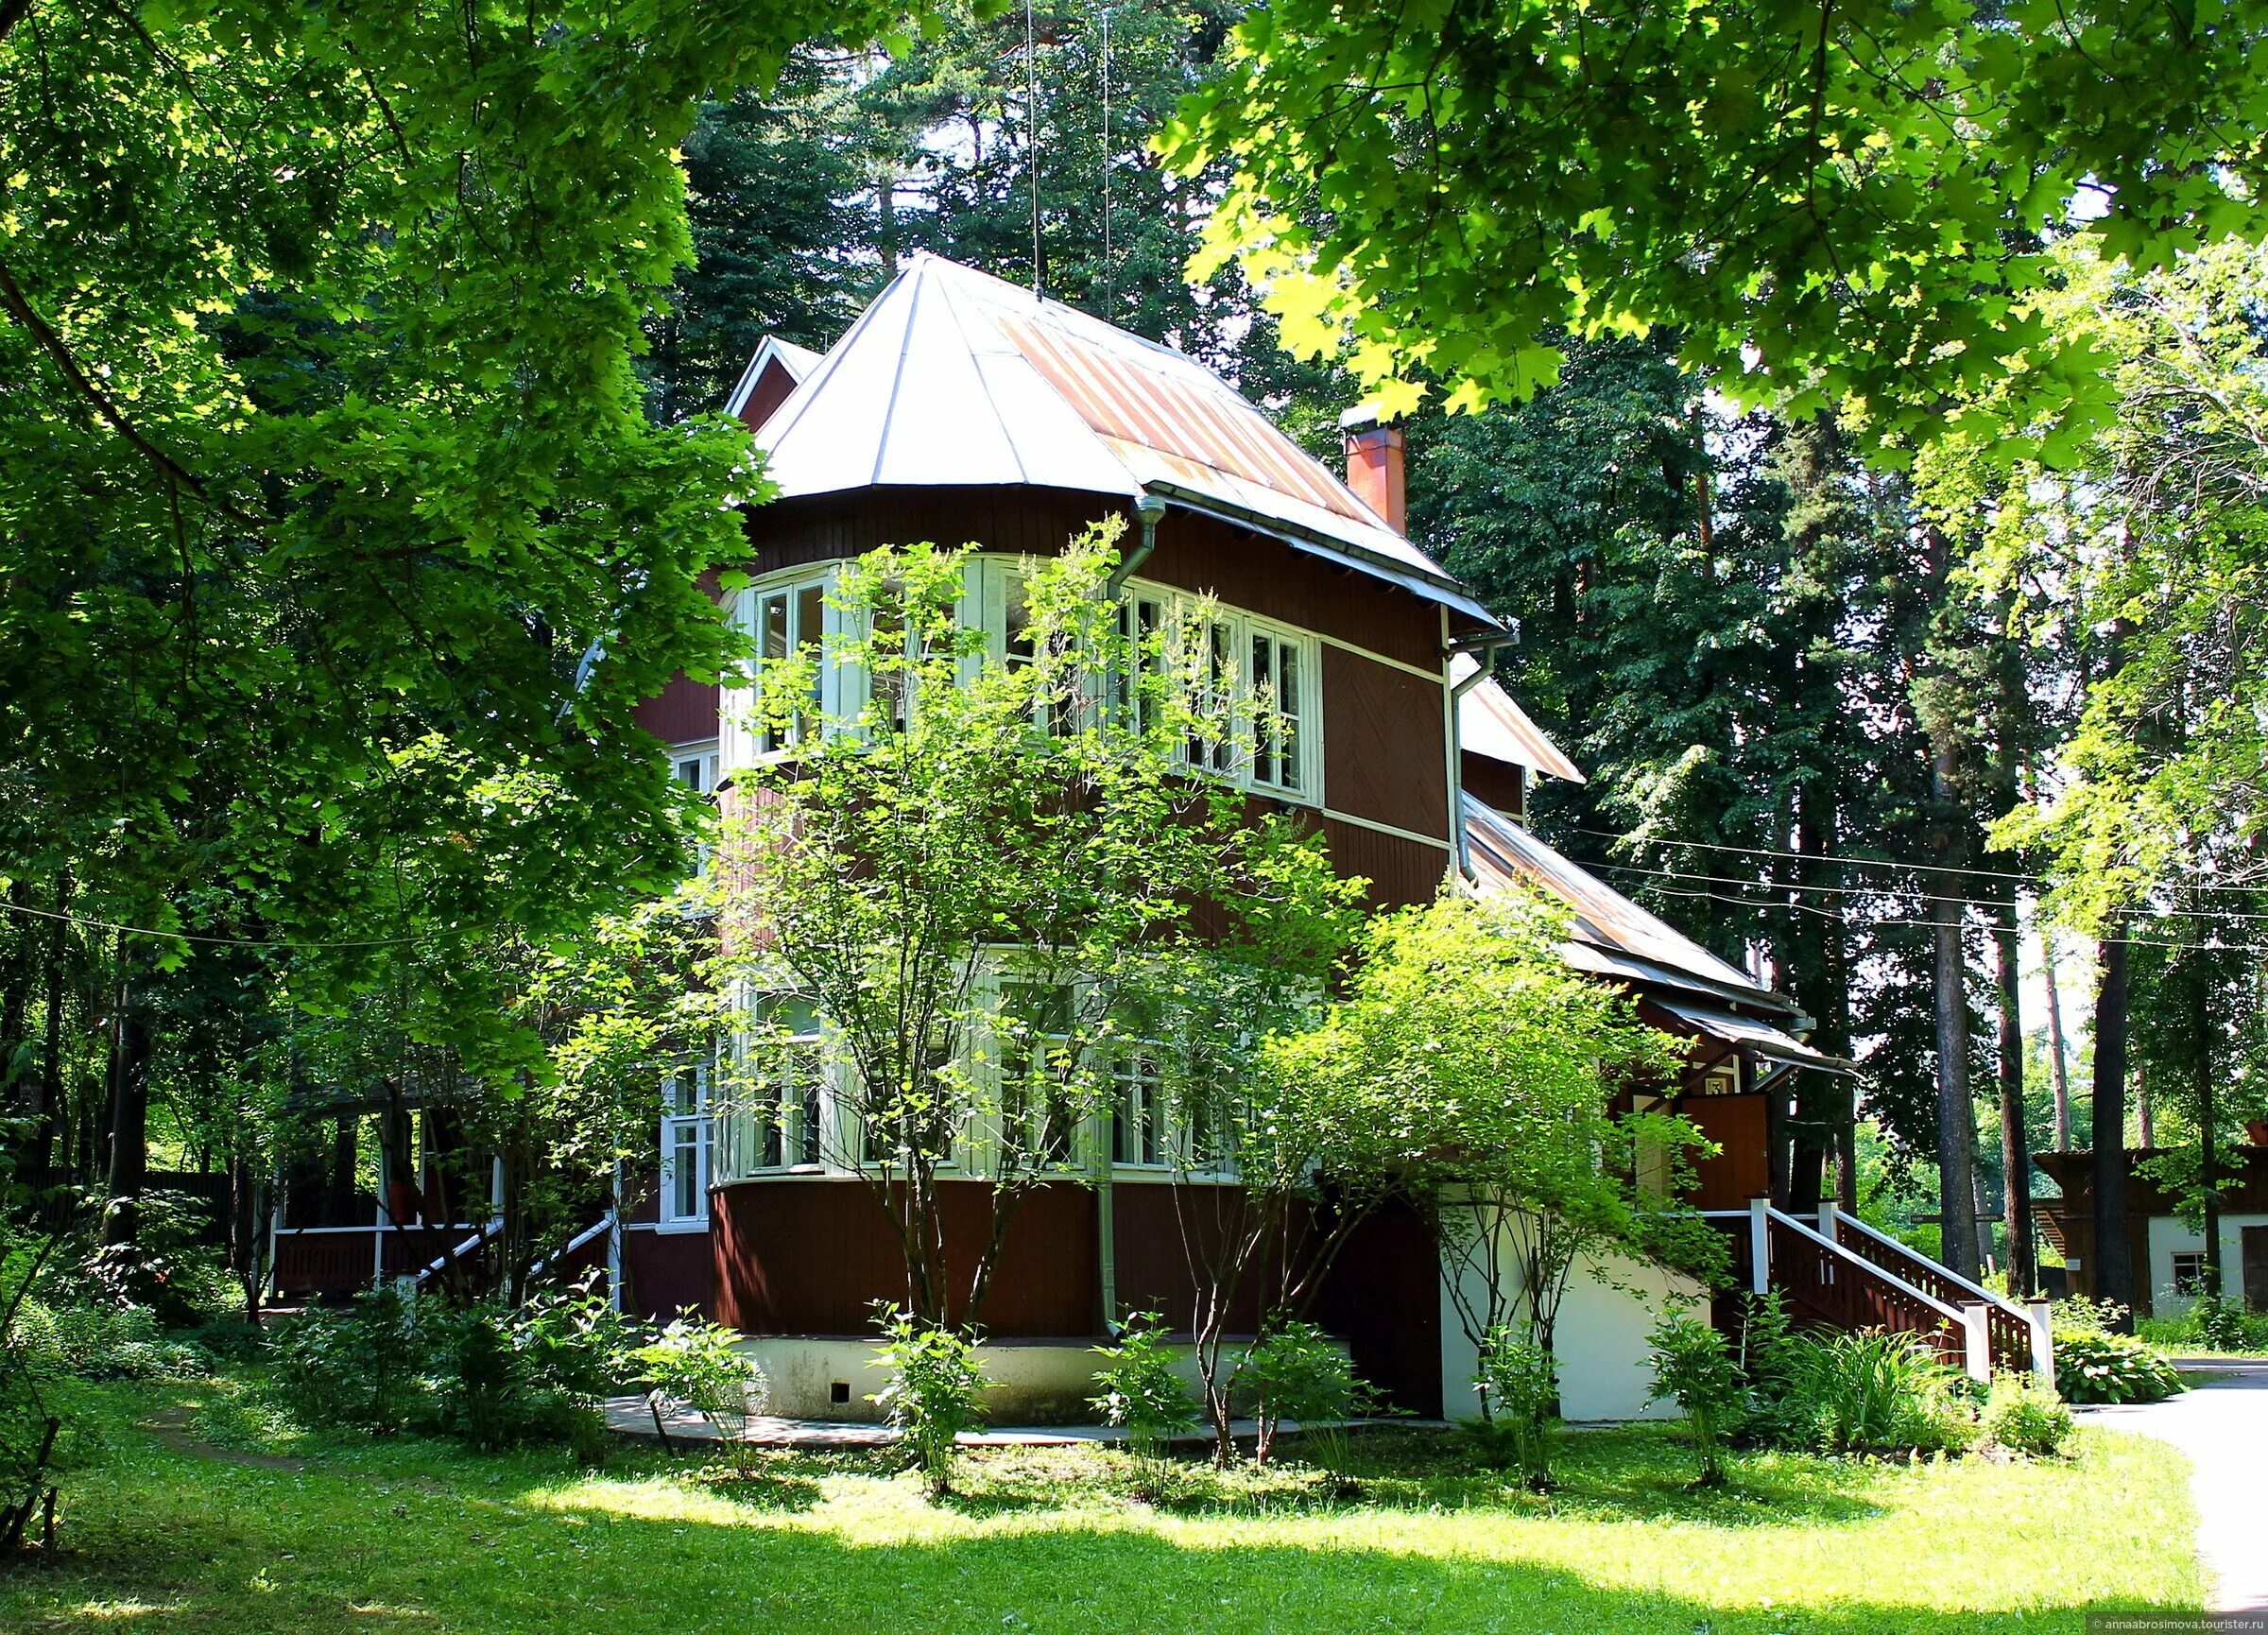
1655, 998, 1861, 1076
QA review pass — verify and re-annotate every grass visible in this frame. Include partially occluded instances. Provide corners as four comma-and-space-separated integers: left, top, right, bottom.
0, 1378, 2206, 1634
2136, 1317, 2268, 1360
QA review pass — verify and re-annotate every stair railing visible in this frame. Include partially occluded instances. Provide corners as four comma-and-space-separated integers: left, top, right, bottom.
1819, 1207, 2053, 1382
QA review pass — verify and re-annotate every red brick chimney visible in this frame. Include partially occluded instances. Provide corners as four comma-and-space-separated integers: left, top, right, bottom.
1341, 408, 1406, 535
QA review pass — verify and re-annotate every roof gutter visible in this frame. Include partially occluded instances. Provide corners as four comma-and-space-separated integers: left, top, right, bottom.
1137, 480, 1502, 627
1451, 631, 1521, 883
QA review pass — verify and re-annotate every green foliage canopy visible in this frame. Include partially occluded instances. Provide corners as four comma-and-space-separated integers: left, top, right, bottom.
1164, 0, 2268, 455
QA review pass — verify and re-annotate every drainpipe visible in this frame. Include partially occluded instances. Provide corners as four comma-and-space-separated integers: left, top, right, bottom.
1108, 492, 1169, 594
1448, 629, 1520, 881
1096, 1120, 1119, 1337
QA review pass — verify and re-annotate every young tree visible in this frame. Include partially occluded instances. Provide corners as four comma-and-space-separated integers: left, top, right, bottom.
1279, 890, 1718, 1420
712, 525, 1358, 1340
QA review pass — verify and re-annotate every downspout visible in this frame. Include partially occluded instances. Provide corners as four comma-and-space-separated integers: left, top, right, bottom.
1447, 629, 1520, 882
1097, 1115, 1119, 1336
1107, 492, 1168, 594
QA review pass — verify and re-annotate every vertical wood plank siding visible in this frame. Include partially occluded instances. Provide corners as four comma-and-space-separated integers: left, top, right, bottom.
1320, 645, 1452, 840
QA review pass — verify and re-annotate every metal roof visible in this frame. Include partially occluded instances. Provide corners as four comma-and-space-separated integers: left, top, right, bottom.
1464, 796, 1798, 1018
1653, 998, 1858, 1075
1453, 654, 1586, 783
747, 254, 1495, 624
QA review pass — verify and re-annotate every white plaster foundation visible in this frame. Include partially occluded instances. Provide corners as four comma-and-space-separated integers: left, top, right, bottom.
732, 1334, 1218, 1424
1437, 1234, 1704, 1423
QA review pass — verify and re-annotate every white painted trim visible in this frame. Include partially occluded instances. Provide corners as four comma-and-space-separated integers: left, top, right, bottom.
1321, 806, 1454, 852
1319, 629, 1446, 685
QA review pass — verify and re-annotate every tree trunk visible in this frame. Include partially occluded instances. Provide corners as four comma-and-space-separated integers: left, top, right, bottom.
1928, 743, 1981, 1282
2195, 945, 2221, 1300
1994, 889, 2036, 1296
2090, 925, 2136, 1324
100, 942, 153, 1249
2043, 931, 2072, 1152
2134, 1067, 2154, 1149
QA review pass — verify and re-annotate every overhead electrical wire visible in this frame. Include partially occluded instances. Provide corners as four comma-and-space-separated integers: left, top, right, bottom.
0, 895, 423, 951
1558, 820, 2268, 896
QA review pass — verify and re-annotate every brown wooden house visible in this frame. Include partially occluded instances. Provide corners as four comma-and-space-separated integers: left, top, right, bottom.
393, 254, 2047, 1416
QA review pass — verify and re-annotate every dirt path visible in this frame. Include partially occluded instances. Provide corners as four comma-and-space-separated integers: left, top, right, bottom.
139, 1405, 305, 1472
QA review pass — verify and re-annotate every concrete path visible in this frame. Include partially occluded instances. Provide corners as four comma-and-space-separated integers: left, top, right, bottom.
603, 1397, 1427, 1452
2075, 1358, 2268, 1616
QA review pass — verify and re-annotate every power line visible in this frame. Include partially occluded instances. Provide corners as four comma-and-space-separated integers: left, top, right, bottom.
0, 896, 421, 952
1573, 854, 2268, 928
1559, 821, 2268, 897
1623, 876, 2267, 954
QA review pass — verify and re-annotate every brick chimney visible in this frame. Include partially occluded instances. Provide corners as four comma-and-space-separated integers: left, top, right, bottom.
1341, 407, 1406, 535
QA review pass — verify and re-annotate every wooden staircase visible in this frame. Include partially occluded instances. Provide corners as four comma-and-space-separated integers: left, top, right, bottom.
1705, 1200, 2053, 1383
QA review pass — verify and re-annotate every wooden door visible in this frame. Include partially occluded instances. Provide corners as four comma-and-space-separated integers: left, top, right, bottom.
2243, 1226, 2268, 1314
1678, 1093, 1769, 1212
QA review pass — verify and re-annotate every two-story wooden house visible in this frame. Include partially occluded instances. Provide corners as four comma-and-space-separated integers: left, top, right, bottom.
579, 253, 2050, 1419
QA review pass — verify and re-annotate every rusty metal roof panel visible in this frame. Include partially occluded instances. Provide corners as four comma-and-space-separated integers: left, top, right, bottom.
748, 255, 1490, 619
1465, 797, 1791, 1011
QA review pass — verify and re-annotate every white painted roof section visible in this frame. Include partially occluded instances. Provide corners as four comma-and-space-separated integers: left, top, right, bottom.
722, 335, 825, 422
753, 254, 1495, 623
1452, 655, 1586, 783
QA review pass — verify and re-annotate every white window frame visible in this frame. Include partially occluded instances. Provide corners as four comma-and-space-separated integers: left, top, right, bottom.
671, 739, 722, 795
735, 998, 830, 1177
658, 1059, 713, 1231
733, 566, 838, 764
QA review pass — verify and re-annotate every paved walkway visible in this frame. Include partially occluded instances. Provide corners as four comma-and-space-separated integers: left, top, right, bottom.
2075, 1359, 2268, 1616
603, 1397, 1425, 1451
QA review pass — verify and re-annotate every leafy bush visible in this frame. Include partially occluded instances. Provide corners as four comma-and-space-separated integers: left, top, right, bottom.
1784, 1332, 1975, 1454
2138, 1296, 2268, 1356
1244, 1321, 1371, 1478
870, 1307, 985, 1500
1089, 1314, 1194, 1498
635, 1313, 768, 1470
9, 1299, 206, 1383
1471, 1327, 1556, 1491
2052, 1328, 2184, 1404
270, 1282, 635, 1452
1646, 1314, 1746, 1485
269, 1286, 433, 1435
1981, 1371, 2072, 1456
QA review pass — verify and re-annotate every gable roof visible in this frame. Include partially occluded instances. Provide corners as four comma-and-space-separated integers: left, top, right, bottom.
1452, 654, 1585, 783
746, 253, 1495, 624
723, 335, 825, 425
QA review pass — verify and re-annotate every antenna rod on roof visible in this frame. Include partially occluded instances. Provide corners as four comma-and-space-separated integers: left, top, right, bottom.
1027, 0, 1044, 300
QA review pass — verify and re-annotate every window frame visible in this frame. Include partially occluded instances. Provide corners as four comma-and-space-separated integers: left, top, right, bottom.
657, 1059, 713, 1231
2170, 1248, 2208, 1298
736, 566, 838, 763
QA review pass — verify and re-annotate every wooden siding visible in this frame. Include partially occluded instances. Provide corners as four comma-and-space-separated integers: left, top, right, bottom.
1111, 1181, 1288, 1337
712, 1177, 1100, 1337
1460, 749, 1526, 821
744, 489, 1449, 671
1319, 816, 1452, 912
1322, 645, 1451, 840
633, 671, 720, 747
621, 1229, 716, 1321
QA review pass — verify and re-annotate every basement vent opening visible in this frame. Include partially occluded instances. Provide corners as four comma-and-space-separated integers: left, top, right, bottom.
829, 1381, 850, 1406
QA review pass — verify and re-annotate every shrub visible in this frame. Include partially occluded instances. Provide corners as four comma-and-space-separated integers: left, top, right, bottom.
9, 1299, 205, 1383
1981, 1370, 2072, 1456
1471, 1327, 1557, 1491
635, 1313, 768, 1470
1646, 1314, 1746, 1485
870, 1306, 985, 1500
270, 1282, 634, 1453
1784, 1332, 1975, 1454
1089, 1314, 1195, 1498
2052, 1328, 2184, 1404
1244, 1321, 1371, 1479
268, 1286, 433, 1436
2138, 1296, 2268, 1355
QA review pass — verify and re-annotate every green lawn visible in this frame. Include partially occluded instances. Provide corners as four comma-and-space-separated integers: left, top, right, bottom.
0, 1381, 2205, 1634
